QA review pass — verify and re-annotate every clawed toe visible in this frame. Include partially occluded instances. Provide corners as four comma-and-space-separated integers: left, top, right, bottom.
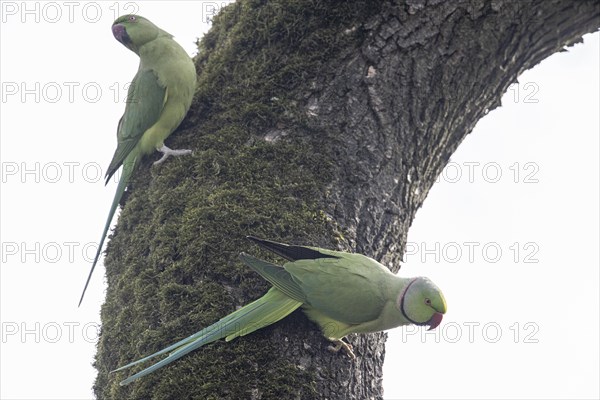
153, 145, 193, 165
327, 339, 356, 360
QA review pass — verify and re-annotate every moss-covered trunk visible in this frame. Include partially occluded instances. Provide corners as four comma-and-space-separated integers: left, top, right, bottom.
94, 1, 599, 399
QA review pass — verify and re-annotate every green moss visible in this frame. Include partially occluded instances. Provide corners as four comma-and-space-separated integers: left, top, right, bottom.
95, 1, 382, 398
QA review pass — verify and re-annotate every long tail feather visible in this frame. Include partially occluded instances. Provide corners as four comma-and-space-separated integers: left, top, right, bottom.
115, 288, 301, 386
78, 157, 137, 307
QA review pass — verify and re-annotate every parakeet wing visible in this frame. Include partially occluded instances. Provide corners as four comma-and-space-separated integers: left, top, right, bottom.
247, 236, 339, 261
105, 68, 166, 182
239, 253, 306, 302
285, 255, 388, 325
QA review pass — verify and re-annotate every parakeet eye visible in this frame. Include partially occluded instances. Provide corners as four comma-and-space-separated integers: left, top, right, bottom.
424, 298, 431, 305
128, 16, 136, 21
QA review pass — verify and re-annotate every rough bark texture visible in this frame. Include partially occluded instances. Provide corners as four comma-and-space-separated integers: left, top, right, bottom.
94, 1, 599, 399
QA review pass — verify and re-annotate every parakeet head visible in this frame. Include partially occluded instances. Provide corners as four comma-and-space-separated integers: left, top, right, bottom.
398, 277, 446, 330
112, 15, 168, 54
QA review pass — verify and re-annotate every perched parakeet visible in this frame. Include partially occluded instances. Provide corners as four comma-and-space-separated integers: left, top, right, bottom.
113, 236, 446, 386
78, 15, 197, 306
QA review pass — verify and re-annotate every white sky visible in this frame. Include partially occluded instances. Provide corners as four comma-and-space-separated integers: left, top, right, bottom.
0, 2, 598, 399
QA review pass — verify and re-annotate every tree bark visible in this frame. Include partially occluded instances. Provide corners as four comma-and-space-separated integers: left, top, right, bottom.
94, 1, 599, 399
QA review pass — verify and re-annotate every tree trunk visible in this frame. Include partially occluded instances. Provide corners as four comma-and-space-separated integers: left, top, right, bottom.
94, 1, 599, 399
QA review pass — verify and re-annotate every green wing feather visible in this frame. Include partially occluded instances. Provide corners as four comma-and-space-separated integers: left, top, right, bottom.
114, 288, 301, 386
285, 254, 389, 325
239, 253, 306, 302
105, 67, 166, 183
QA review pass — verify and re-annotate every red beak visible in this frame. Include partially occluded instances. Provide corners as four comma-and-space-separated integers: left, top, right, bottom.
427, 312, 444, 330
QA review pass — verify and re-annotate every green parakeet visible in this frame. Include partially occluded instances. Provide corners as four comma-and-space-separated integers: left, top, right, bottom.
78, 15, 197, 306
113, 236, 447, 386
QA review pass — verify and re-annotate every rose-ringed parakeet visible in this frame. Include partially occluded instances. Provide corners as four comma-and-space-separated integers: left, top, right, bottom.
113, 236, 447, 386
78, 15, 197, 306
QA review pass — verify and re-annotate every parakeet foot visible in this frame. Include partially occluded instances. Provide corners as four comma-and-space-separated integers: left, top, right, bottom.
154, 145, 193, 165
327, 339, 356, 360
